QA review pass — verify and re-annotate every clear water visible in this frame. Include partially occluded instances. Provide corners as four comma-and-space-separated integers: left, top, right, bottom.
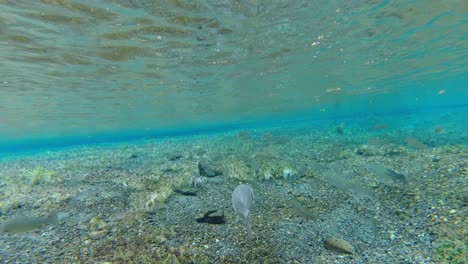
0, 0, 466, 151
0, 2, 466, 263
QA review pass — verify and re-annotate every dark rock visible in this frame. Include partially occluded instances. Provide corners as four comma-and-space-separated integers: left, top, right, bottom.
174, 188, 197, 196
198, 160, 223, 177
355, 145, 374, 156
128, 154, 138, 159
196, 210, 225, 224
169, 154, 183, 161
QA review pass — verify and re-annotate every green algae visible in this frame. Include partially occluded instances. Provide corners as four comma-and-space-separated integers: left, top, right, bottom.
223, 159, 253, 181
28, 167, 60, 185
435, 239, 466, 264
126, 166, 196, 210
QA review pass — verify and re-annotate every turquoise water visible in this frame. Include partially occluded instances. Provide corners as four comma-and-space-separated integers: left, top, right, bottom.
0, 0, 466, 152
0, 1, 467, 263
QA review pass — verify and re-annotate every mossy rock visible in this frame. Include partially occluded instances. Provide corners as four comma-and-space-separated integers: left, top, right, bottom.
223, 159, 254, 181
28, 167, 60, 185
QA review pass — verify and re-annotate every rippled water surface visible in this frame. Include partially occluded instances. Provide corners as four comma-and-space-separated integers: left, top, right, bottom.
0, 0, 466, 142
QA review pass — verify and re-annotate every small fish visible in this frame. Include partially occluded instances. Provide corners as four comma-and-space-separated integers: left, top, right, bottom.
405, 137, 427, 150
290, 198, 319, 221
371, 124, 386, 131
367, 137, 387, 146
326, 87, 341, 93
434, 125, 446, 135
0, 212, 59, 234
367, 163, 406, 184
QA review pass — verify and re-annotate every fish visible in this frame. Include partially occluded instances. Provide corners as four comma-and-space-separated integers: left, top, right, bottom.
0, 212, 59, 234
232, 184, 254, 240
321, 170, 373, 201
405, 137, 427, 150
290, 198, 319, 221
371, 124, 387, 131
434, 125, 446, 135
367, 163, 406, 185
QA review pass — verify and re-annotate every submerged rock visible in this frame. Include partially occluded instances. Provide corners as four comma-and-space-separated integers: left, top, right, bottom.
174, 188, 197, 196
324, 238, 356, 255
198, 160, 223, 177
355, 145, 375, 156
196, 210, 225, 224
223, 159, 253, 181
169, 154, 183, 161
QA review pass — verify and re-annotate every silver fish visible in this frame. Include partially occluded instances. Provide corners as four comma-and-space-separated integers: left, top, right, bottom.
0, 212, 59, 234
